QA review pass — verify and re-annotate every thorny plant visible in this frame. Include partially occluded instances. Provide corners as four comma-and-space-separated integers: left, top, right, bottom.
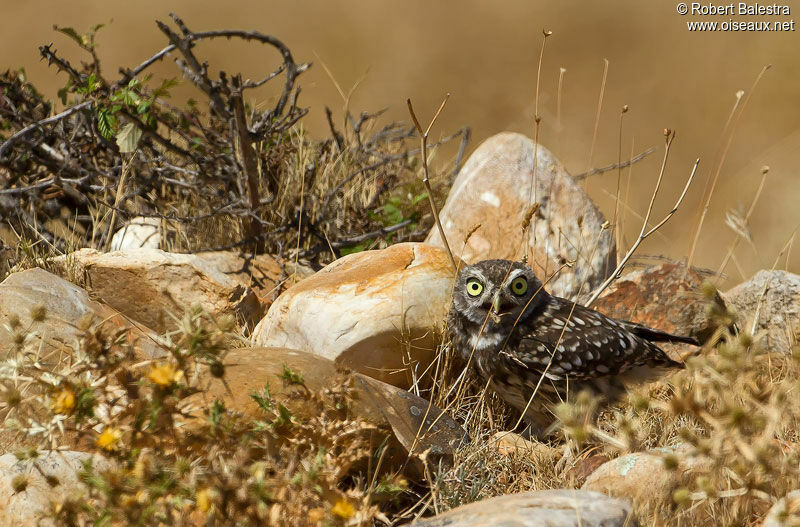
0, 305, 410, 526
0, 14, 469, 274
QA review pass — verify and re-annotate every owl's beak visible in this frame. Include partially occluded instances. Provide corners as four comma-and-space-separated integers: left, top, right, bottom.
491, 293, 503, 314
487, 293, 512, 322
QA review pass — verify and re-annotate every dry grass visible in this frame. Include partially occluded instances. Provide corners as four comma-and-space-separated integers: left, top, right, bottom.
405, 285, 800, 527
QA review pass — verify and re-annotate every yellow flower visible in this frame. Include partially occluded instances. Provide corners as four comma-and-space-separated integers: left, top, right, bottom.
96, 427, 122, 451
331, 499, 355, 519
196, 488, 214, 513
51, 387, 76, 415
148, 363, 182, 387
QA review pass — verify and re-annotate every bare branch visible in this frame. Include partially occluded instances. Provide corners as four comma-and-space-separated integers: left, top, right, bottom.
407, 95, 457, 272
585, 131, 699, 307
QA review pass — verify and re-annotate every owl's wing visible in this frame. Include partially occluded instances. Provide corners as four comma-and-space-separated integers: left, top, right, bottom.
501, 299, 680, 381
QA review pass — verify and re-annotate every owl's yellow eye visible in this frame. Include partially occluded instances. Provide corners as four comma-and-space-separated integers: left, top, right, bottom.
466, 278, 484, 297
510, 276, 528, 296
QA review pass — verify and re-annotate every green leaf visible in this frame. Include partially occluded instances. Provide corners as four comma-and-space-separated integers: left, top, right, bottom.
96, 110, 115, 140
340, 244, 365, 256
53, 25, 85, 47
279, 365, 304, 385
271, 403, 294, 429
115, 122, 142, 153
411, 192, 429, 206
152, 77, 179, 99
57, 79, 72, 105
208, 399, 224, 431
250, 384, 273, 412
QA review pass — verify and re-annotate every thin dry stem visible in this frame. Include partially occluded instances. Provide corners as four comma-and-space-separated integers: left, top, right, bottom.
687, 65, 771, 268
585, 58, 609, 192
407, 95, 457, 272
612, 105, 629, 261
715, 167, 769, 282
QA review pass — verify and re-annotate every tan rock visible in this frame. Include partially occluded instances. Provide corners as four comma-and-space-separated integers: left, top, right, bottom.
723, 270, 800, 353
426, 132, 615, 301
52, 248, 267, 334
0, 451, 114, 526
411, 489, 636, 527
184, 347, 465, 475
0, 268, 166, 453
252, 243, 456, 388
581, 447, 697, 507
0, 267, 164, 362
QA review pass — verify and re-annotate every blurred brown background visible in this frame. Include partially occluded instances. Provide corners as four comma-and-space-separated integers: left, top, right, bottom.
4, 0, 799, 286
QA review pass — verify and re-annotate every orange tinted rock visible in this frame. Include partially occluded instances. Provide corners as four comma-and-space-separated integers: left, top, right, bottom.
252, 243, 456, 388
566, 453, 611, 486
0, 267, 164, 362
592, 262, 723, 360
185, 347, 465, 475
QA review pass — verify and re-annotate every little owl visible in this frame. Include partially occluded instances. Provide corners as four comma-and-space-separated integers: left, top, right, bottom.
448, 259, 698, 437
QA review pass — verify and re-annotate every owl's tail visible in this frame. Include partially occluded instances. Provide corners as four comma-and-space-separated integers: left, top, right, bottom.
623, 321, 700, 346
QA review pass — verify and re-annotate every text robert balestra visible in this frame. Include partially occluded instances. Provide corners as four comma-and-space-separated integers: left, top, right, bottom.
690, 3, 791, 15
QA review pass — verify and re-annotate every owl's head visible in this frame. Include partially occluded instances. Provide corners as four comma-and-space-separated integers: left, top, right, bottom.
452, 259, 548, 328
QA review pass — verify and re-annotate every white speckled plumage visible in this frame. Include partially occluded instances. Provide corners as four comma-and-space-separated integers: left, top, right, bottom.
448, 259, 697, 436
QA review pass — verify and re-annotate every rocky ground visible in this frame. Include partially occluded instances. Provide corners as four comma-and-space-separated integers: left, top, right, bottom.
2, 130, 800, 527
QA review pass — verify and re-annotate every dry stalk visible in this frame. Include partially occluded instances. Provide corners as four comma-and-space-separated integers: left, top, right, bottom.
557, 67, 566, 132
613, 105, 629, 261
585, 58, 609, 193
715, 166, 769, 281
573, 146, 656, 181
231, 74, 261, 211
621, 137, 636, 252
687, 65, 771, 268
526, 29, 552, 268
585, 131, 700, 307
407, 94, 457, 272
103, 153, 135, 251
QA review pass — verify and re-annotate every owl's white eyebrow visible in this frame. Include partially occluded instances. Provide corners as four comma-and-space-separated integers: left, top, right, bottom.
467, 270, 486, 282
505, 268, 526, 283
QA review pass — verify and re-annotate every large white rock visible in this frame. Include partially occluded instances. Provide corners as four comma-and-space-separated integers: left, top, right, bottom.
411, 489, 636, 527
51, 248, 268, 334
252, 243, 456, 388
723, 270, 800, 353
0, 451, 114, 526
427, 132, 615, 301
110, 216, 162, 250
